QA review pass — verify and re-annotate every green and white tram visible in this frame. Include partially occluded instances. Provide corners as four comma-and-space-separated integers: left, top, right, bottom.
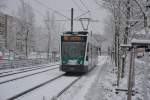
60, 31, 98, 73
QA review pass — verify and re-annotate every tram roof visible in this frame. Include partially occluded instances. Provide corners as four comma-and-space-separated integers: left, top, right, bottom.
63, 31, 88, 35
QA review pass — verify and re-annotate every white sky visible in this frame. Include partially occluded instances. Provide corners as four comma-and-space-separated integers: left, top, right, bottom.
3, 0, 110, 34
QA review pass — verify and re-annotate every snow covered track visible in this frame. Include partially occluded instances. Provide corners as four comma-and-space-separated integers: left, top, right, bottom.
55, 76, 81, 98
0, 66, 59, 84
7, 74, 64, 100
57, 56, 109, 100
0, 56, 109, 100
0, 65, 64, 100
15, 75, 81, 100
0, 63, 59, 77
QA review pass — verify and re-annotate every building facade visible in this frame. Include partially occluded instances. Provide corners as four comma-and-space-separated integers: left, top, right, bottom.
0, 12, 35, 56
0, 12, 7, 50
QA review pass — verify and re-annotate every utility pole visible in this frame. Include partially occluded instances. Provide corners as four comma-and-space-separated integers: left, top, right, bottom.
45, 11, 51, 60
127, 47, 134, 100
25, 29, 29, 59
71, 8, 73, 32
5, 15, 7, 49
143, 52, 149, 100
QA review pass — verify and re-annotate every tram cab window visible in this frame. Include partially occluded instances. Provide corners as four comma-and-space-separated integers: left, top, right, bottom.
62, 42, 86, 57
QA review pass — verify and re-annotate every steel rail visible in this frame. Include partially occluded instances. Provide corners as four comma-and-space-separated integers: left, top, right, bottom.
56, 76, 81, 98
0, 63, 58, 75
0, 64, 59, 77
7, 74, 64, 100
0, 66, 59, 85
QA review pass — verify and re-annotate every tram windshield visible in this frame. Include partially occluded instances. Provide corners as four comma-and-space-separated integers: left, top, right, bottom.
62, 42, 86, 58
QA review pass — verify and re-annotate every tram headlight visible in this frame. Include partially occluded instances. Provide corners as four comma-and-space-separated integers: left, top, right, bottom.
80, 60, 83, 64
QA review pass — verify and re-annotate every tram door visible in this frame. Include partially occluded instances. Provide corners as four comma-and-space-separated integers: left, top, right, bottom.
88, 44, 92, 69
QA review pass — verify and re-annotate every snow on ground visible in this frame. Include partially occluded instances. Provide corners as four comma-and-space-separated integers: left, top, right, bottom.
58, 56, 109, 100
0, 64, 59, 83
92, 56, 147, 100
16, 76, 79, 100
94, 56, 149, 100
58, 55, 149, 100
0, 55, 148, 100
0, 68, 64, 100
0, 62, 58, 74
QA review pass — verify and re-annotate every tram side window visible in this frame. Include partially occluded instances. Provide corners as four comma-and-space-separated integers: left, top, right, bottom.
86, 44, 89, 61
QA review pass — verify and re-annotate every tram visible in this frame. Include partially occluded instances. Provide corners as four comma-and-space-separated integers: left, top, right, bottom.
60, 31, 99, 73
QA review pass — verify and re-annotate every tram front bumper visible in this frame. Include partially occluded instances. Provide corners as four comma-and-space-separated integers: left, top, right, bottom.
60, 65, 88, 72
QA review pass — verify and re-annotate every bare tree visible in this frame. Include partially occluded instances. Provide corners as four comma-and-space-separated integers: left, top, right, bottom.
96, 1, 150, 87
7, 16, 18, 51
17, 0, 35, 58
45, 11, 51, 60
93, 34, 106, 55
44, 11, 60, 60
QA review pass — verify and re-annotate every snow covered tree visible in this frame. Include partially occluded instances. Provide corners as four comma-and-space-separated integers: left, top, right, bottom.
96, 0, 150, 86
17, 0, 35, 58
44, 11, 61, 60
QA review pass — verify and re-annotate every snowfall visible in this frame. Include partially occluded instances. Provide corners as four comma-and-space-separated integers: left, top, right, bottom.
0, 55, 149, 100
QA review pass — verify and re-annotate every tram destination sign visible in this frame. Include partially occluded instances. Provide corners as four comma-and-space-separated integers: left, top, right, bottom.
62, 36, 87, 42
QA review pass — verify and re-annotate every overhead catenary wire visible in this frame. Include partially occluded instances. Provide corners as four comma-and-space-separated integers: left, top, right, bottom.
33, 0, 71, 20
32, 0, 96, 22
21, 0, 68, 40
79, 0, 92, 20
74, 10, 90, 20
25, 0, 69, 24
94, 0, 102, 7
71, 0, 85, 12
80, 0, 89, 11
28, 0, 99, 31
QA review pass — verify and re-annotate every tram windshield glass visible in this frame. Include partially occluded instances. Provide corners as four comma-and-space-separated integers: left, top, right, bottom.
62, 42, 86, 58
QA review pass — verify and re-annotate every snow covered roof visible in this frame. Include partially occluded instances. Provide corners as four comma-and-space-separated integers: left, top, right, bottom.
120, 44, 132, 48
131, 39, 150, 45
135, 29, 146, 35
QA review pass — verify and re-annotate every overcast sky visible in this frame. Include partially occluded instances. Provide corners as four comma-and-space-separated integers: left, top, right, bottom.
3, 0, 110, 34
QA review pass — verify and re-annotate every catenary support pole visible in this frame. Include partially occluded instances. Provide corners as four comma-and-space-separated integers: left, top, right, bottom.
127, 47, 134, 100
143, 52, 149, 100
71, 8, 73, 32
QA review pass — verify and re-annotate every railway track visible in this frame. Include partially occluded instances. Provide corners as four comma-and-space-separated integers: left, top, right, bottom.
0, 64, 50, 75
0, 66, 59, 84
55, 76, 81, 98
7, 74, 81, 100
0, 63, 59, 77
7, 74, 65, 100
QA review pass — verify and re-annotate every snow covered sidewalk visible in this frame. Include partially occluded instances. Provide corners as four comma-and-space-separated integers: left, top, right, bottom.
58, 56, 111, 100
58, 55, 148, 100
